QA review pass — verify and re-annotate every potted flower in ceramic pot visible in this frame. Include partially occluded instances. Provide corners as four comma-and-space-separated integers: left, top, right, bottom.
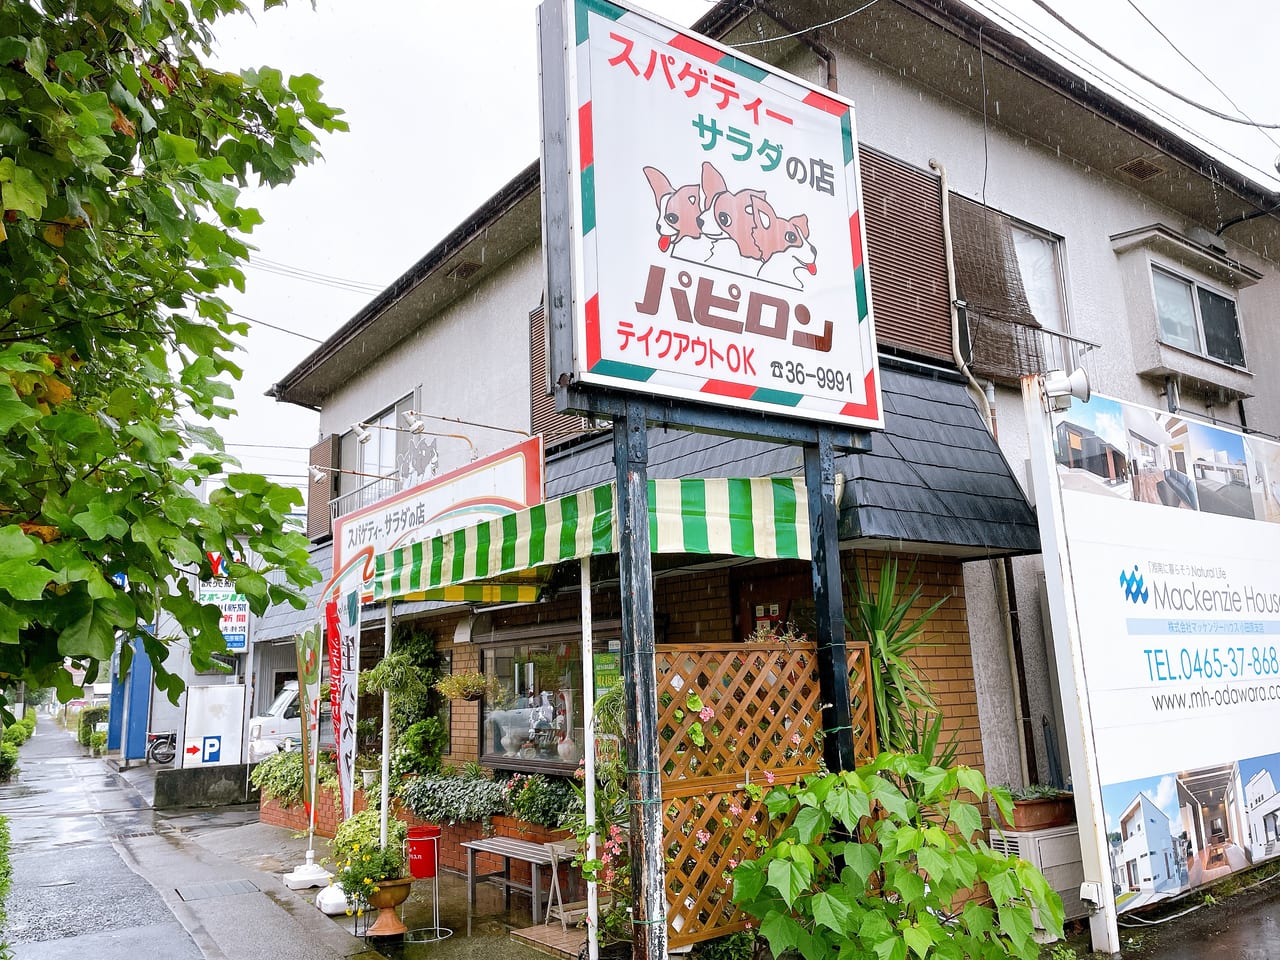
332, 809, 412, 936
997, 784, 1075, 831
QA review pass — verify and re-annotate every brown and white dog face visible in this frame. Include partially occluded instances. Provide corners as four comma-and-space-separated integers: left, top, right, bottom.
694, 163, 763, 261
643, 166, 702, 252
753, 202, 816, 274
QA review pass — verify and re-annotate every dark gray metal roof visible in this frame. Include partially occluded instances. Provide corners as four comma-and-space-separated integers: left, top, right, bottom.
546, 361, 1039, 558
255, 540, 333, 643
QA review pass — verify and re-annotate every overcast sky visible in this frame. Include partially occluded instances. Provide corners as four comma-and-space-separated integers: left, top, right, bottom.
208, 0, 1277, 492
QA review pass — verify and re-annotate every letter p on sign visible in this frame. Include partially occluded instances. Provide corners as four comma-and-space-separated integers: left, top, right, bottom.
202, 735, 221, 763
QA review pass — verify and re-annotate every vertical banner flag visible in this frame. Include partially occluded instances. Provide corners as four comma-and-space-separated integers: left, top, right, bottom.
325, 599, 343, 808
336, 590, 361, 819
294, 623, 323, 821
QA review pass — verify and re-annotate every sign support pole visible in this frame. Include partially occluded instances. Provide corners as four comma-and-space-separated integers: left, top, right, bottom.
805, 429, 856, 772
1021, 376, 1119, 957
613, 400, 667, 960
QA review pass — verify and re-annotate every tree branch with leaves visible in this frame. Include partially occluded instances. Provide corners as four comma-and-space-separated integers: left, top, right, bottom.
0, 0, 346, 706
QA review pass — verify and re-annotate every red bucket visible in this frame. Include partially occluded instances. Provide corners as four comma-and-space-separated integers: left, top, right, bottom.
406, 825, 441, 879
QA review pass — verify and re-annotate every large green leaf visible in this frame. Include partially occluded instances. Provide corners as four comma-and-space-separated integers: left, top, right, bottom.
58, 592, 135, 660
767, 857, 810, 907
0, 557, 51, 601
73, 501, 129, 540
812, 889, 855, 934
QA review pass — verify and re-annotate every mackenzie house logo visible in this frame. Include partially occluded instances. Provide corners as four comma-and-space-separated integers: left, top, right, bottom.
1120, 565, 1149, 604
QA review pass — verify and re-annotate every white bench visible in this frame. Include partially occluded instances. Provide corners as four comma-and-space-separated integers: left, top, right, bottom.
461, 836, 557, 923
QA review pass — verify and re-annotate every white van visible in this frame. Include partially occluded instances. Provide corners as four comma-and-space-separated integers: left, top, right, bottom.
248, 681, 335, 762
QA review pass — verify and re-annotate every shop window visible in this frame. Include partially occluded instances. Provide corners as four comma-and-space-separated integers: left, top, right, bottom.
480, 633, 597, 772
1153, 266, 1245, 368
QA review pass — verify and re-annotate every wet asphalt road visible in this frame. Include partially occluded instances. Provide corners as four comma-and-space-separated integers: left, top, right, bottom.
0, 719, 203, 958
0, 719, 377, 960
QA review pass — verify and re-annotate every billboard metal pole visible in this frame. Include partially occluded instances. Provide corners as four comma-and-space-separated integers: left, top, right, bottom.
1020, 375, 1120, 957
805, 429, 856, 772
612, 400, 667, 960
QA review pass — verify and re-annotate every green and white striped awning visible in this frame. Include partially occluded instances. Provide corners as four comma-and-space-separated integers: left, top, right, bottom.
371, 477, 810, 602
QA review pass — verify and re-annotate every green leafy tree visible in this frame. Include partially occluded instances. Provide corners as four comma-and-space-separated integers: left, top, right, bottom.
0, 0, 345, 705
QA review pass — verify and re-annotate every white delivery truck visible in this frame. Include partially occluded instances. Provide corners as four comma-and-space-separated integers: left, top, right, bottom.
248, 681, 335, 762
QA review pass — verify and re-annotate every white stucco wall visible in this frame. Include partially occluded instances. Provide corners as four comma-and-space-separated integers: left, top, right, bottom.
318, 246, 544, 474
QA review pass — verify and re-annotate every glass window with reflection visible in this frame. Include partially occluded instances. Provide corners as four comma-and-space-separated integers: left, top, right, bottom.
481, 637, 586, 770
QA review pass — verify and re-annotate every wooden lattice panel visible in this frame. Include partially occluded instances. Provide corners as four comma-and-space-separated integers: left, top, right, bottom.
846, 643, 879, 764
661, 779, 799, 946
655, 643, 824, 790
655, 641, 877, 946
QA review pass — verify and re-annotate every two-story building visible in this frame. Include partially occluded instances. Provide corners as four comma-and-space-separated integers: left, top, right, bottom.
256, 0, 1280, 811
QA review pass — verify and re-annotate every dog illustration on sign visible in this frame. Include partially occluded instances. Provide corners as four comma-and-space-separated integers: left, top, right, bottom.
641, 160, 818, 290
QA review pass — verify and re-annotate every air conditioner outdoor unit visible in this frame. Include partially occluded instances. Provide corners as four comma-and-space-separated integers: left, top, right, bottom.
989, 823, 1089, 924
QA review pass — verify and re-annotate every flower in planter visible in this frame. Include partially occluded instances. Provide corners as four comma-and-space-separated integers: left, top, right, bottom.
331, 809, 409, 911
433, 670, 499, 701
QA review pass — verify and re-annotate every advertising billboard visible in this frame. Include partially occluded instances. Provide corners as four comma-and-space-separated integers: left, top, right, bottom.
1048, 393, 1280, 913
541, 0, 880, 429
199, 551, 249, 652
326, 436, 544, 603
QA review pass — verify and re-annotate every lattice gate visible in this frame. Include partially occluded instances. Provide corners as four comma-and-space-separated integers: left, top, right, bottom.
655, 641, 877, 946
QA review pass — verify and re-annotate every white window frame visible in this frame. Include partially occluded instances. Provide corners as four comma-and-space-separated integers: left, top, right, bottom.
1009, 219, 1070, 333
1150, 263, 1247, 370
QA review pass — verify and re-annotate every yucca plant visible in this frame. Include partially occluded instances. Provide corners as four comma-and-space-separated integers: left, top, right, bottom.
846, 559, 949, 753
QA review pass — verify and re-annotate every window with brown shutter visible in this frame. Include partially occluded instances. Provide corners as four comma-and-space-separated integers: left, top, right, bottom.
949, 196, 1069, 383
859, 146, 952, 361
306, 434, 339, 540
529, 303, 590, 444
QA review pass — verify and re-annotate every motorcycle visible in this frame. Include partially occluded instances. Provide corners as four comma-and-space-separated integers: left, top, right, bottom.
146, 730, 176, 764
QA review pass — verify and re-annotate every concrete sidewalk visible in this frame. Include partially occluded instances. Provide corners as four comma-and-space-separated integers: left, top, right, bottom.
2, 720, 378, 960
4, 720, 562, 960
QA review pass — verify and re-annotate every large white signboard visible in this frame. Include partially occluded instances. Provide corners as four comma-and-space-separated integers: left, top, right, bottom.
1049, 394, 1280, 913
543, 0, 881, 428
326, 436, 544, 602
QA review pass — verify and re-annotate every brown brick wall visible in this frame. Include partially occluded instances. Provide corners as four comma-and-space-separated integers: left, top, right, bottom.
411, 550, 984, 776
843, 553, 983, 773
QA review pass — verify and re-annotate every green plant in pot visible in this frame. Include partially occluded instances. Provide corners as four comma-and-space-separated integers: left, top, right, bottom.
434, 670, 496, 701
332, 809, 411, 936
846, 558, 949, 754
731, 752, 1065, 960
998, 784, 1076, 830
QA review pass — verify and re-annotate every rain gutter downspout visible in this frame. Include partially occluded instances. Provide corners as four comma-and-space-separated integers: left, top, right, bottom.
931, 157, 1034, 786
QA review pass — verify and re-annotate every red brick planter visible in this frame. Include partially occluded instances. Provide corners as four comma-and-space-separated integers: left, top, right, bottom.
258, 784, 365, 839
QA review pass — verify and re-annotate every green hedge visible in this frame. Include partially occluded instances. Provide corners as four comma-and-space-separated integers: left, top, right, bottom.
3, 713, 35, 746
78, 705, 109, 747
0, 742, 17, 780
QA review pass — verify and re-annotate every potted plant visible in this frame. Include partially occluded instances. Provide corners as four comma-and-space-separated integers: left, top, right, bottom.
997, 784, 1076, 830
332, 809, 412, 936
434, 670, 496, 702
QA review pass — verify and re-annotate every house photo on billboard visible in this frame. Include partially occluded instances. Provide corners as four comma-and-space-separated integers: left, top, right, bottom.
248, 0, 1280, 952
